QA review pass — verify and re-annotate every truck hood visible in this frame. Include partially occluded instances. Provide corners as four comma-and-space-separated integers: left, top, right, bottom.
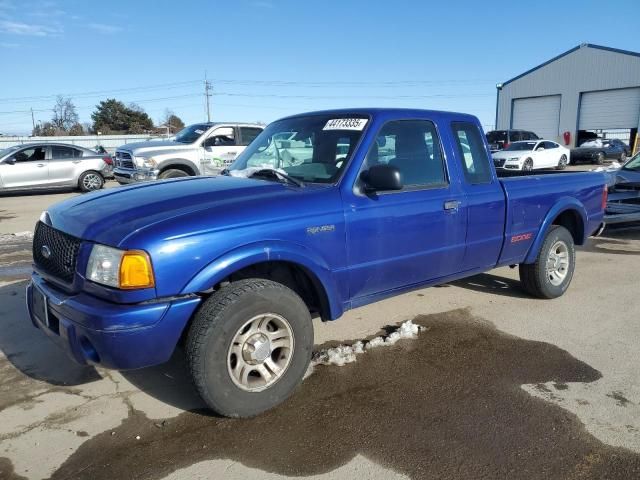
46, 176, 320, 246
118, 140, 195, 155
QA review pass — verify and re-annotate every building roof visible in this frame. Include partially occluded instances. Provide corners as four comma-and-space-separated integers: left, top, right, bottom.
501, 44, 640, 87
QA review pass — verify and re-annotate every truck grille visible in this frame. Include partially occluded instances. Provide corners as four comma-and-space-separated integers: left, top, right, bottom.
115, 151, 135, 169
33, 222, 81, 283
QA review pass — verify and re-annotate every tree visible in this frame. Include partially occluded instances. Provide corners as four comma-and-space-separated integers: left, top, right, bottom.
52, 96, 79, 132
68, 123, 85, 136
160, 109, 185, 133
32, 121, 58, 136
91, 98, 154, 134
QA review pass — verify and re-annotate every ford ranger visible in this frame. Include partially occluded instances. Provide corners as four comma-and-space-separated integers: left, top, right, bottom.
113, 122, 263, 183
27, 108, 607, 417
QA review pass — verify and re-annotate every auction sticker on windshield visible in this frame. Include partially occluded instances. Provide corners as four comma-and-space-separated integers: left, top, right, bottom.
323, 118, 368, 131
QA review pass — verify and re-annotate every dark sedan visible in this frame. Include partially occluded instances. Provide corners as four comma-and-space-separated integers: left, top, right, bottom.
613, 151, 640, 187
571, 138, 629, 165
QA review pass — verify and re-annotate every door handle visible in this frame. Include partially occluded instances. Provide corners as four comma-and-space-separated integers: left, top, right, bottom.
36, 163, 46, 167
443, 200, 461, 211
72, 160, 81, 164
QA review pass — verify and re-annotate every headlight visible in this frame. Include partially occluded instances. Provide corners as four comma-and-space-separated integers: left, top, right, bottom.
86, 244, 155, 289
134, 156, 157, 168
507, 157, 521, 162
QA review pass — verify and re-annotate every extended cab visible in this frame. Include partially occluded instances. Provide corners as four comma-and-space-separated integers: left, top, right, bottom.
113, 122, 263, 183
27, 109, 607, 417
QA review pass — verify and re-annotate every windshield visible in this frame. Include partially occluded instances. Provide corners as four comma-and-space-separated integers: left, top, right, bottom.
229, 114, 368, 183
505, 141, 537, 151
623, 152, 640, 171
0, 145, 20, 159
173, 123, 211, 144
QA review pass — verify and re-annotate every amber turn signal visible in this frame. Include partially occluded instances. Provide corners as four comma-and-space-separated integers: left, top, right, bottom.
119, 250, 155, 289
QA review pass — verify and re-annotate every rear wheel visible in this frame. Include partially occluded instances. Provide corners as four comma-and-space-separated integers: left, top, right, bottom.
186, 279, 313, 418
522, 158, 534, 172
78, 171, 104, 192
519, 225, 575, 299
620, 152, 627, 163
556, 154, 568, 170
594, 152, 605, 165
158, 168, 190, 179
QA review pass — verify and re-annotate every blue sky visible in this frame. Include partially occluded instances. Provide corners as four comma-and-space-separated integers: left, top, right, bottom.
0, 0, 638, 135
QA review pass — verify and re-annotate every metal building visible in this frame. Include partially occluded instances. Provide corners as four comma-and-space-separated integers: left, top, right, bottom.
495, 44, 640, 149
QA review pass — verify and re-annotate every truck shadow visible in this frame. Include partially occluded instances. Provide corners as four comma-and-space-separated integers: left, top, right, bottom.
0, 281, 101, 387
451, 272, 530, 299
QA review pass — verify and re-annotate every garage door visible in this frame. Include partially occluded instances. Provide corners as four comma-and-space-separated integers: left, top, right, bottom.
579, 88, 640, 130
512, 95, 561, 140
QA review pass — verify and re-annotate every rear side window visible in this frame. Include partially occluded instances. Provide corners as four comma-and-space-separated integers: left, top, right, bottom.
452, 122, 492, 184
51, 146, 82, 159
240, 127, 263, 146
509, 131, 523, 142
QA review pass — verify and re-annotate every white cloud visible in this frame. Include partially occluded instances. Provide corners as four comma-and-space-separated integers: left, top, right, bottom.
0, 20, 61, 36
87, 22, 122, 34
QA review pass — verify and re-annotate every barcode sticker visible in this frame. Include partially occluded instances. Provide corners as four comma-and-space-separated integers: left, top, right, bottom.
323, 118, 368, 131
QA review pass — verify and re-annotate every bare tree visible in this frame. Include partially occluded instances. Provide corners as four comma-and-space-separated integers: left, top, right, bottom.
52, 96, 79, 132
159, 109, 185, 134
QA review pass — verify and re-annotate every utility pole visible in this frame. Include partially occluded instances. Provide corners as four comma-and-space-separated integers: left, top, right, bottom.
30, 108, 36, 132
204, 73, 212, 122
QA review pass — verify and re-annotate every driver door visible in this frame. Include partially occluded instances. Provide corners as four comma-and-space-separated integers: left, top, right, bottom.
201, 127, 239, 174
0, 146, 48, 189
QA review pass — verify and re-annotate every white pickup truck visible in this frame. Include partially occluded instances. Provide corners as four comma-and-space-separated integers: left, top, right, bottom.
113, 122, 264, 183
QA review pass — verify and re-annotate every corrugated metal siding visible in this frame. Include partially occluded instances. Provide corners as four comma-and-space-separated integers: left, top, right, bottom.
497, 45, 640, 146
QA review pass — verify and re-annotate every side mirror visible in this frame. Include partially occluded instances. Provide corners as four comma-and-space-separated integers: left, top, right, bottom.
360, 164, 402, 192
204, 146, 214, 153
536, 147, 545, 151
3, 157, 16, 165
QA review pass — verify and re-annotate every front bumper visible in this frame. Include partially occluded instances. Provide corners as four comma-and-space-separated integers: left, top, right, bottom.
113, 167, 159, 184
26, 273, 201, 369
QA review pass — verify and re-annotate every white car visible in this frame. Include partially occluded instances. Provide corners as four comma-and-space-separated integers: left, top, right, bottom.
492, 140, 570, 171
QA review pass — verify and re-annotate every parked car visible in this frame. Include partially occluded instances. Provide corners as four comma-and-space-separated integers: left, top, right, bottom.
610, 150, 640, 187
27, 108, 606, 418
485, 129, 539, 152
113, 122, 264, 184
571, 138, 629, 164
0, 143, 111, 193
492, 140, 570, 171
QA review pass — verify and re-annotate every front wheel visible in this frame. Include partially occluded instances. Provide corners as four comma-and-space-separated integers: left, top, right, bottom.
186, 279, 313, 418
556, 154, 568, 170
522, 158, 534, 172
620, 152, 627, 163
158, 168, 189, 179
519, 225, 575, 299
78, 171, 104, 192
594, 152, 605, 165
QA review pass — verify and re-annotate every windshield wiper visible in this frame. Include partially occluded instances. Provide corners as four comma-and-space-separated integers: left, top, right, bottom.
249, 168, 305, 188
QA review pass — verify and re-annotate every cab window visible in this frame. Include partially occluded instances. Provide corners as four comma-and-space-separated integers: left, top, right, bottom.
452, 122, 492, 184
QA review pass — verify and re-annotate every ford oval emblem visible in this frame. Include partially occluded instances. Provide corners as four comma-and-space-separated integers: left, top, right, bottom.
41, 245, 52, 259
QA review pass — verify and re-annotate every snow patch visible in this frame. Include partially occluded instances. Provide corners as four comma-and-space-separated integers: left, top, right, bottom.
311, 320, 426, 368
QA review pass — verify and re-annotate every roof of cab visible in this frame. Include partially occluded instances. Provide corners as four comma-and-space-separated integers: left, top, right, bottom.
278, 107, 479, 123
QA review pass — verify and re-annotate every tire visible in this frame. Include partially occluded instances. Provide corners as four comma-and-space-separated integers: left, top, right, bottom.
158, 168, 190, 179
522, 158, 534, 172
556, 154, 568, 170
78, 171, 104, 192
186, 278, 313, 418
519, 225, 575, 299
594, 152, 605, 165
620, 152, 627, 163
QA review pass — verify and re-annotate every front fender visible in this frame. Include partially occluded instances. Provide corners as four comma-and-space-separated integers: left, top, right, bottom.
524, 197, 587, 264
181, 240, 344, 319
158, 158, 200, 175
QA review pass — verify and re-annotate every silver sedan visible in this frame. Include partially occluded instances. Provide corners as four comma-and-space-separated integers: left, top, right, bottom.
0, 143, 111, 193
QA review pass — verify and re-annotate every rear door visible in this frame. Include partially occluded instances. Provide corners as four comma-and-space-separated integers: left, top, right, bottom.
48, 145, 82, 185
451, 121, 506, 271
345, 119, 467, 299
0, 146, 48, 189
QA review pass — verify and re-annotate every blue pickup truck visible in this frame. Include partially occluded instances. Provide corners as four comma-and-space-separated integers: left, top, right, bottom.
27, 108, 607, 417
